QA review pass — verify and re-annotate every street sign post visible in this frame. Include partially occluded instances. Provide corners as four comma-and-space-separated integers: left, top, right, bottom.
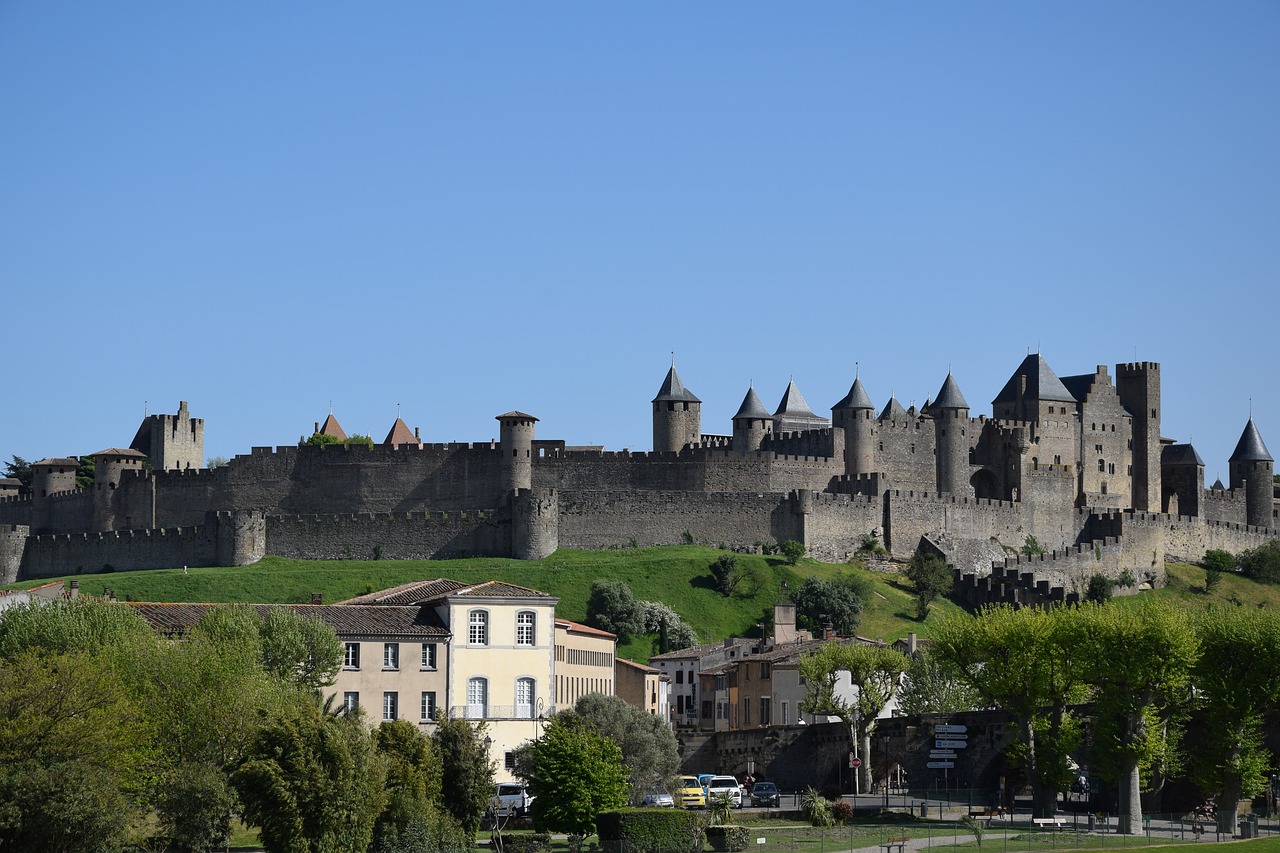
936, 739, 968, 749
850, 757, 862, 768
927, 761, 955, 769
937, 724, 968, 734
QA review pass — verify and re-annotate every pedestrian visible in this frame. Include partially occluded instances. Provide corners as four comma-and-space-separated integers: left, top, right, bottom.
1193, 820, 1203, 840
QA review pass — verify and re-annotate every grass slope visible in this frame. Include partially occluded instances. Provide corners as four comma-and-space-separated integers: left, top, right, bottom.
8, 547, 965, 662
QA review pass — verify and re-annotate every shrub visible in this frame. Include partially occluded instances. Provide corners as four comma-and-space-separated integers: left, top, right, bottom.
597, 809, 698, 853
1205, 568, 1224, 594
781, 540, 805, 565
704, 825, 749, 852
1203, 549, 1236, 573
801, 787, 835, 827
1239, 542, 1280, 584
503, 833, 553, 853
1085, 574, 1114, 603
830, 800, 853, 825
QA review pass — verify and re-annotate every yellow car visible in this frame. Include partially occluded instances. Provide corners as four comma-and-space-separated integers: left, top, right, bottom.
673, 775, 707, 809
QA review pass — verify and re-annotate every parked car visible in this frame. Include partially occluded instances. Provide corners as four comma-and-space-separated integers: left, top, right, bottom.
640, 788, 675, 807
490, 782, 534, 817
705, 775, 743, 808
750, 781, 780, 807
673, 775, 707, 809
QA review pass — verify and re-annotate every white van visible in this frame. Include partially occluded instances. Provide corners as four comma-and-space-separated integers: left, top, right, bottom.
491, 782, 534, 817
704, 775, 743, 808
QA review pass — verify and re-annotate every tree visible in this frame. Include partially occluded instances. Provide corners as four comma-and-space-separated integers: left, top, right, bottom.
259, 607, 344, 692
1202, 549, 1235, 574
1, 456, 31, 494
1085, 574, 1115, 603
570, 693, 680, 800
1238, 541, 1280, 584
904, 551, 952, 620
233, 700, 387, 853
0, 597, 157, 660
74, 455, 94, 491
641, 601, 697, 654
585, 580, 645, 642
1191, 608, 1280, 833
932, 605, 1090, 818
206, 455, 230, 469
522, 714, 628, 852
790, 573, 870, 637
799, 641, 909, 793
781, 540, 805, 565
305, 433, 343, 447
1078, 599, 1199, 834
896, 649, 983, 716
432, 716, 495, 839
372, 720, 446, 849
709, 554, 742, 597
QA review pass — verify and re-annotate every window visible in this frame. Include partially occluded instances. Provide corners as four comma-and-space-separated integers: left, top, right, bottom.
383, 692, 398, 721
467, 677, 488, 719
343, 692, 359, 713
344, 643, 360, 669
505, 752, 516, 771
676, 670, 684, 685
781, 701, 789, 726
760, 697, 771, 726
420, 691, 436, 722
516, 677, 535, 718
1098, 459, 1106, 472
383, 643, 399, 670
760, 662, 771, 680
469, 610, 488, 645
421, 643, 437, 670
516, 611, 536, 646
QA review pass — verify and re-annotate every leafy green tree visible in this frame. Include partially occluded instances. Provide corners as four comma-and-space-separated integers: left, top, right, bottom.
1085, 574, 1115, 603
259, 607, 344, 692
585, 580, 646, 642
905, 551, 953, 620
1190, 609, 1280, 832
372, 720, 446, 849
932, 605, 1090, 818
1, 456, 31, 494
305, 433, 343, 447
0, 597, 157, 660
790, 573, 869, 636
799, 642, 909, 793
1078, 599, 1199, 834
1238, 541, 1280, 584
432, 716, 495, 839
570, 693, 680, 800
155, 761, 238, 853
781, 540, 805, 565
641, 601, 697, 653
896, 649, 983, 716
709, 554, 742, 596
74, 455, 94, 491
1202, 550, 1235, 573
523, 714, 628, 852
233, 700, 387, 853
0, 649, 152, 853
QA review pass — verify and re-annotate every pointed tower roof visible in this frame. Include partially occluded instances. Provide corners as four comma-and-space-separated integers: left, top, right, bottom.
773, 380, 817, 418
733, 386, 771, 420
933, 373, 969, 410
993, 354, 1076, 405
1212, 477, 1226, 490
1161, 443, 1204, 466
318, 413, 347, 441
652, 365, 701, 403
1230, 417, 1273, 462
383, 417, 419, 446
833, 377, 875, 411
878, 396, 907, 421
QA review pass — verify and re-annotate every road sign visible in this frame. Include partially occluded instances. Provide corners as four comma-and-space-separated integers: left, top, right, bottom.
929, 751, 957, 759
927, 761, 955, 769
936, 739, 968, 749
850, 756, 862, 768
937, 724, 968, 734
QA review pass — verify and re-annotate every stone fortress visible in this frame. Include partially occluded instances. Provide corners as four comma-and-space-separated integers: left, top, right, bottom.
0, 356, 1275, 605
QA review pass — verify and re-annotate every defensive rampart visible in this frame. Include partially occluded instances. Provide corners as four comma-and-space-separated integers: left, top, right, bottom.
555, 490, 796, 551
265, 508, 508, 561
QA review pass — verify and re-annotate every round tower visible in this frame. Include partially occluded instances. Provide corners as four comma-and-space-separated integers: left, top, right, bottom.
932, 372, 972, 497
832, 376, 875, 479
731, 385, 773, 453
91, 448, 148, 531
652, 364, 701, 453
1229, 417, 1274, 529
30, 457, 79, 535
496, 411, 538, 494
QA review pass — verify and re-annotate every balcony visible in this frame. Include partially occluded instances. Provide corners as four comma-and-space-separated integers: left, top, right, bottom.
447, 704, 560, 721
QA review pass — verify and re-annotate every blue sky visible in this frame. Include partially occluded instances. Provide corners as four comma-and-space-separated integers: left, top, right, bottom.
2, 2, 1276, 479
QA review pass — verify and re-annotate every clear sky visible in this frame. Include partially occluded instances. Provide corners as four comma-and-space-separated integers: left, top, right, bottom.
2, 2, 1276, 479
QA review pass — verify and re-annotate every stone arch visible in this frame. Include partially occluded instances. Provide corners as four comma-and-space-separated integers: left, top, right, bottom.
971, 469, 1001, 500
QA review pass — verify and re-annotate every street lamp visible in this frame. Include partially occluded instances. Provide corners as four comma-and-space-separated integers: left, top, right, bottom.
882, 733, 891, 809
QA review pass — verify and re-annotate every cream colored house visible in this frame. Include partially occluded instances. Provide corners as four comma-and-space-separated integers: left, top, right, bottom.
615, 657, 670, 721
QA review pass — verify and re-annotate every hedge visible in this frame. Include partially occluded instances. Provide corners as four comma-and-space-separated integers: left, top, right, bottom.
597, 808, 699, 853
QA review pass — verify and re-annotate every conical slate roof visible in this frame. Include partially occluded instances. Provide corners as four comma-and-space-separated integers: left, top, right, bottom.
1230, 417, 1273, 462
1212, 477, 1226, 490
992, 354, 1076, 405
878, 396, 907, 421
932, 373, 969, 410
833, 377, 874, 411
383, 417, 418, 446
733, 386, 771, 420
773, 380, 817, 418
652, 366, 701, 403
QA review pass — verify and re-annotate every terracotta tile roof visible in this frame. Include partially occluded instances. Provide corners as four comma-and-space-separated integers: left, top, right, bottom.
382, 417, 419, 446
649, 637, 757, 662
337, 578, 555, 606
127, 602, 449, 638
448, 580, 557, 601
615, 657, 659, 674
32, 458, 79, 467
318, 413, 347, 441
90, 448, 149, 459
0, 478, 21, 486
555, 618, 617, 639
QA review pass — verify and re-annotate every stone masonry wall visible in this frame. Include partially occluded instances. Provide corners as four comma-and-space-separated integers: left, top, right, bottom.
555, 490, 796, 551
21, 524, 222, 578
265, 510, 508, 561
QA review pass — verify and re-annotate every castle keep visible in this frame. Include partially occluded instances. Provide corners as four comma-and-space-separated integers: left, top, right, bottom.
1, 355, 1275, 604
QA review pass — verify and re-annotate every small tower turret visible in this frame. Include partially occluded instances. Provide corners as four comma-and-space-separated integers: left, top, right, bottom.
30, 457, 79, 534
832, 375, 875, 478
932, 372, 972, 497
731, 386, 773, 453
1229, 417, 1273, 529
91, 448, 148, 531
497, 411, 538, 494
652, 365, 701, 453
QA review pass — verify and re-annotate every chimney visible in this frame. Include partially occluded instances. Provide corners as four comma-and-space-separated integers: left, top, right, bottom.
414, 427, 420, 440
773, 602, 798, 645
907, 632, 917, 655
311, 593, 323, 605
314, 421, 320, 434
823, 622, 834, 640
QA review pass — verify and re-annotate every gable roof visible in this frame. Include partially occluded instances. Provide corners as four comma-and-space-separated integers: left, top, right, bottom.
1161, 443, 1205, 466
993, 354, 1077, 406
653, 366, 700, 404
337, 578, 556, 606
127, 602, 450, 638
1230, 417, 1273, 463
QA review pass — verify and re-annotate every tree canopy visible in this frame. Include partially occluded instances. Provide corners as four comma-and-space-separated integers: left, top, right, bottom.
522, 713, 628, 851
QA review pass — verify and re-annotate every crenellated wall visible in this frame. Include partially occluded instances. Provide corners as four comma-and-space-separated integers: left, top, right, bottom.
555, 490, 795, 551
265, 508, 508, 561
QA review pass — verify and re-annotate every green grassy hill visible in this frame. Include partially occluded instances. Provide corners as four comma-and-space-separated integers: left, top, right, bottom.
5, 547, 965, 662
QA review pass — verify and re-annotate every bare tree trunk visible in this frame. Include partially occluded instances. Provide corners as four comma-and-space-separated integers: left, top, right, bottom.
1218, 773, 1243, 834
1118, 758, 1143, 834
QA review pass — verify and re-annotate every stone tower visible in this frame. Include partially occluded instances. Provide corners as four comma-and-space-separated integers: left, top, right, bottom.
652, 365, 701, 453
1116, 362, 1161, 512
91, 448, 149, 531
130, 401, 204, 471
497, 411, 538, 494
832, 375, 875, 478
932, 372, 971, 497
30, 457, 79, 534
1229, 417, 1273, 529
731, 386, 773, 453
